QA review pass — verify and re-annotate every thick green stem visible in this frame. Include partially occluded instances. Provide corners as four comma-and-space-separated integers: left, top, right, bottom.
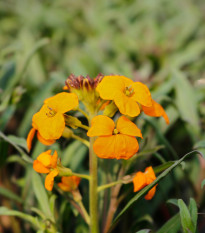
89, 130, 99, 232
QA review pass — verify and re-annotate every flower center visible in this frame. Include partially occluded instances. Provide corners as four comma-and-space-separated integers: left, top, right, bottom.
113, 128, 119, 135
46, 106, 57, 117
125, 86, 134, 97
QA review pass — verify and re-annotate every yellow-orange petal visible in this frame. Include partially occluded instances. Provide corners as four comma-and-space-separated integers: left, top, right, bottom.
93, 134, 139, 160
37, 132, 56, 145
59, 176, 81, 191
145, 186, 156, 200
131, 82, 152, 107
37, 150, 52, 167
145, 166, 156, 182
87, 115, 115, 137
120, 75, 134, 87
114, 92, 141, 117
116, 116, 143, 138
33, 105, 65, 140
27, 128, 36, 151
44, 92, 78, 113
96, 76, 125, 100
57, 182, 71, 192
133, 172, 147, 192
33, 160, 50, 174
51, 150, 58, 168
45, 169, 59, 191
142, 99, 169, 124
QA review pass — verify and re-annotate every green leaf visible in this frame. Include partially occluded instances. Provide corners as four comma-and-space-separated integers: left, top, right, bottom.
0, 207, 41, 229
0, 131, 33, 164
135, 230, 151, 233
109, 150, 199, 232
167, 199, 179, 207
7, 135, 28, 152
194, 140, 205, 149
154, 161, 175, 174
0, 187, 23, 203
157, 213, 181, 233
173, 70, 200, 137
178, 199, 195, 233
49, 194, 57, 217
189, 198, 198, 232
32, 170, 53, 220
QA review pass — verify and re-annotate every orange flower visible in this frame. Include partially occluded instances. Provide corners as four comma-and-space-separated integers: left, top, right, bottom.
133, 166, 157, 200
142, 99, 169, 124
58, 176, 81, 192
87, 115, 142, 159
27, 92, 78, 150
33, 150, 59, 191
96, 75, 152, 117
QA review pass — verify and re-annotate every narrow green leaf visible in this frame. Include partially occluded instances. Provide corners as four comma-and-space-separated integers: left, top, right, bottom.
49, 194, 57, 217
167, 199, 178, 207
173, 70, 200, 137
135, 230, 151, 233
154, 161, 175, 174
189, 198, 198, 232
194, 140, 205, 149
32, 170, 53, 220
0, 207, 40, 229
0, 131, 33, 164
157, 213, 181, 233
109, 150, 199, 232
7, 135, 28, 152
0, 187, 23, 203
178, 199, 195, 233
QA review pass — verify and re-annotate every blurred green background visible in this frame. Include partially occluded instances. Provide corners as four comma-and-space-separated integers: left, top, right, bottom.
0, 0, 205, 232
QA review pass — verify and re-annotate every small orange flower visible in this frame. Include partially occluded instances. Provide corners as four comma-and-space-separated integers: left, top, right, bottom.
142, 99, 169, 124
33, 150, 59, 191
133, 166, 157, 200
27, 92, 78, 150
87, 115, 143, 159
58, 176, 81, 192
96, 75, 152, 117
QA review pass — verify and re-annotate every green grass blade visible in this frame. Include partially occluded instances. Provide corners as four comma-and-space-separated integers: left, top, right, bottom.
156, 213, 181, 233
178, 199, 195, 233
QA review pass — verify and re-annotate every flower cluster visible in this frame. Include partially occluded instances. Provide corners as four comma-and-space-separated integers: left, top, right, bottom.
28, 74, 169, 200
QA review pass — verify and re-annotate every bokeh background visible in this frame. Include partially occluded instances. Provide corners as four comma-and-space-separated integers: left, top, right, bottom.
0, 0, 205, 232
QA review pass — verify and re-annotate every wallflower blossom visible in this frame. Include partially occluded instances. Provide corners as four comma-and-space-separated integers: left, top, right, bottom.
133, 166, 157, 200
27, 92, 78, 151
96, 75, 152, 117
142, 99, 169, 124
33, 150, 59, 191
58, 176, 81, 192
87, 115, 142, 159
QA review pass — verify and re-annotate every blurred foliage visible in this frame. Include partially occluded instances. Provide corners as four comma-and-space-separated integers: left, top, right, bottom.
0, 0, 205, 232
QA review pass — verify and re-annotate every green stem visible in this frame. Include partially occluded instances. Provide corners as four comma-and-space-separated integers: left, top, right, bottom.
72, 172, 91, 180
78, 200, 91, 225
71, 134, 90, 147
79, 124, 90, 131
97, 180, 123, 192
89, 125, 99, 232
77, 108, 89, 121
58, 166, 90, 180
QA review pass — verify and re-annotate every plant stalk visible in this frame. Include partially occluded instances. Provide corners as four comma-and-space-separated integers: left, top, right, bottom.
89, 117, 99, 233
